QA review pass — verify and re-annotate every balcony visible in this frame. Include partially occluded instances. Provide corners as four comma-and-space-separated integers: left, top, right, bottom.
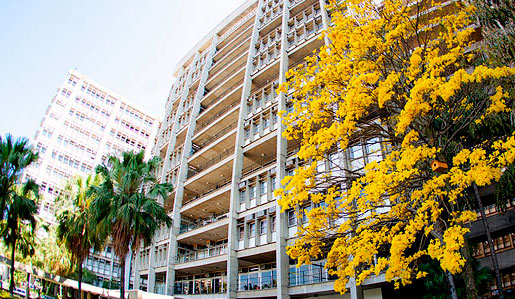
199, 79, 243, 114
180, 213, 229, 234
176, 243, 228, 264
177, 214, 230, 245
174, 275, 227, 296
288, 261, 336, 287
195, 99, 239, 137
217, 9, 256, 48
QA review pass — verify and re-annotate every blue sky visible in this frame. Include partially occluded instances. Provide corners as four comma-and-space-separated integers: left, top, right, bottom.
0, 0, 245, 141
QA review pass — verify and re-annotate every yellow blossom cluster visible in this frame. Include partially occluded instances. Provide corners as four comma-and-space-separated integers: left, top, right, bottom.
275, 0, 515, 294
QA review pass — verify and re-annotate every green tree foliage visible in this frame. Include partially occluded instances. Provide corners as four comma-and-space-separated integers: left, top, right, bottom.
1, 182, 38, 297
0, 134, 39, 297
57, 174, 104, 299
90, 151, 172, 299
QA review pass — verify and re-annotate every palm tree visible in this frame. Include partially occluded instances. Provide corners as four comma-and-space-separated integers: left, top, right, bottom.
1, 181, 38, 297
0, 134, 39, 297
57, 174, 105, 299
0, 134, 39, 220
90, 151, 172, 299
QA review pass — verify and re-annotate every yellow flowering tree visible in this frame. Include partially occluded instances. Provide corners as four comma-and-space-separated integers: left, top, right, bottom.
276, 0, 515, 296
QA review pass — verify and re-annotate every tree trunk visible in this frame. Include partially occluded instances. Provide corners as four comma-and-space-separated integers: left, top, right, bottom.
120, 257, 126, 299
461, 238, 479, 298
10, 239, 16, 297
79, 262, 83, 299
473, 183, 505, 298
446, 271, 458, 299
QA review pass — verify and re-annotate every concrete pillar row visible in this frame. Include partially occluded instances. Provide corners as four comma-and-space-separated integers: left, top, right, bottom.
145, 51, 200, 295
166, 34, 220, 295
227, 1, 267, 298
275, 1, 291, 299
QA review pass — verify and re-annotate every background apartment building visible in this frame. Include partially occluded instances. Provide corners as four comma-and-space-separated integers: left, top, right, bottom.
23, 69, 160, 288
133, 0, 384, 298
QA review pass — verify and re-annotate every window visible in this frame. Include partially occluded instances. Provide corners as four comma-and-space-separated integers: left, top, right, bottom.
288, 210, 296, 227
249, 185, 256, 199
244, 127, 250, 139
253, 122, 259, 134
263, 116, 270, 129
238, 226, 245, 240
271, 176, 276, 191
271, 216, 276, 232
260, 220, 267, 235
248, 223, 256, 238
260, 181, 267, 195
240, 189, 246, 202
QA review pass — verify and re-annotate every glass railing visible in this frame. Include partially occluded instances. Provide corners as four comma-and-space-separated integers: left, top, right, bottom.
174, 276, 227, 295
176, 244, 228, 263
238, 270, 277, 291
288, 262, 336, 286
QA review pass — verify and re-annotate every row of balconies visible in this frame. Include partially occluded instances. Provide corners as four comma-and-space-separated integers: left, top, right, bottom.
217, 9, 257, 47
174, 261, 334, 294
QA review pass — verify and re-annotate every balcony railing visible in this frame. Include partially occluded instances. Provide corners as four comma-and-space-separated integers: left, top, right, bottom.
218, 10, 256, 45
206, 60, 247, 91
238, 270, 277, 291
176, 243, 228, 264
242, 158, 276, 178
201, 79, 244, 114
174, 276, 227, 295
182, 178, 231, 207
187, 148, 235, 179
195, 100, 240, 134
191, 121, 238, 157
288, 262, 336, 286
179, 213, 229, 234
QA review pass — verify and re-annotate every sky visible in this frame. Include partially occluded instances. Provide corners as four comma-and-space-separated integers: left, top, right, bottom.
0, 0, 246, 141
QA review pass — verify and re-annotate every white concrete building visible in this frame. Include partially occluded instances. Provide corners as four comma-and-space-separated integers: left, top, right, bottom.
134, 0, 385, 298
24, 69, 160, 288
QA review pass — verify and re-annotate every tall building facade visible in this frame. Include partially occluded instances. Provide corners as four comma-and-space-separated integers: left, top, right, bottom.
24, 69, 160, 287
134, 0, 385, 298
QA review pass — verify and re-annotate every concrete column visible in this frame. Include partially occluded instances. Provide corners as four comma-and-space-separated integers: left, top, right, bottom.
275, 1, 291, 298
226, 1, 265, 298
349, 278, 364, 299
166, 34, 219, 296
318, 0, 332, 45
147, 245, 157, 293
124, 251, 132, 291
133, 247, 141, 290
